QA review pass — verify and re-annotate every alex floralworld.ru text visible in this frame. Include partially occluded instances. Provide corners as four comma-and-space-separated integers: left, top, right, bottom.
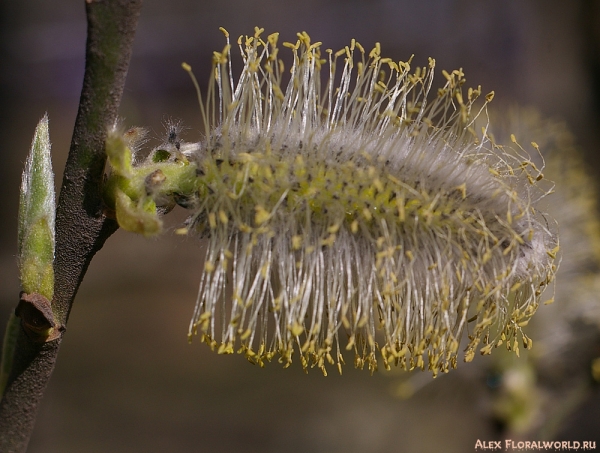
475, 440, 597, 450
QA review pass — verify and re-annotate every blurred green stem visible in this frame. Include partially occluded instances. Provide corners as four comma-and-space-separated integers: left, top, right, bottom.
0, 1, 142, 451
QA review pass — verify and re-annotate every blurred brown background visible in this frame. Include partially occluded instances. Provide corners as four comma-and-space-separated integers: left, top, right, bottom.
1, 1, 600, 452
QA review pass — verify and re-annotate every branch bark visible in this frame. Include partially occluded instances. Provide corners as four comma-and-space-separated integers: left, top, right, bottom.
0, 1, 142, 451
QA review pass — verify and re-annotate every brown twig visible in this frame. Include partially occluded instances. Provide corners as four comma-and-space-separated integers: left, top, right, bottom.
0, 1, 142, 451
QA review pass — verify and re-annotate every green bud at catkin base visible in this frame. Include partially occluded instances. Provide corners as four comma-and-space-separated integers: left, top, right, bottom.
106, 29, 559, 376
104, 129, 198, 237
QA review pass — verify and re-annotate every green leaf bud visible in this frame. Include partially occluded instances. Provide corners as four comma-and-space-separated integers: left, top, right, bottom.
18, 114, 55, 300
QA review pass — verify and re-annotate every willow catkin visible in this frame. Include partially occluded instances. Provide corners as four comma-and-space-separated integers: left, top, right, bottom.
106, 29, 558, 376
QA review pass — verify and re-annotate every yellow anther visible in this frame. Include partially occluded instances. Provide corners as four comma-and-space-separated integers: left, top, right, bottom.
208, 212, 217, 229
292, 235, 303, 250
369, 42, 381, 58
308, 42, 322, 52
218, 209, 228, 225
254, 205, 270, 225
267, 32, 279, 46
283, 41, 299, 50
335, 48, 346, 58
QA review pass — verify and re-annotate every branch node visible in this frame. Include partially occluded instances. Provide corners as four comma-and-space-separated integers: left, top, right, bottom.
15, 293, 65, 343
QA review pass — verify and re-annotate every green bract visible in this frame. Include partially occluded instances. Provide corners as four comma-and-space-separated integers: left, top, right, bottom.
104, 129, 198, 236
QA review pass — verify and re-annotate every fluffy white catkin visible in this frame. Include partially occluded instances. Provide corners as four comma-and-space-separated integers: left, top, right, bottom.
107, 29, 558, 376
